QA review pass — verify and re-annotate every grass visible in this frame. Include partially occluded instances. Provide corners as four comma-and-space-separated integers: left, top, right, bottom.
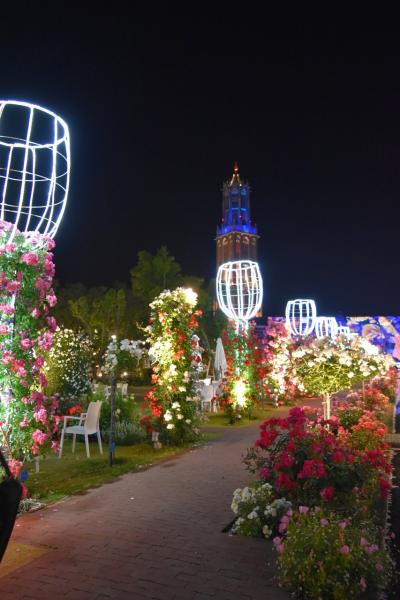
202, 405, 280, 427
25, 436, 206, 505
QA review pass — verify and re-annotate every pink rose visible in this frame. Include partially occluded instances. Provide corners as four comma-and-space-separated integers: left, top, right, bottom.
34, 356, 45, 369
340, 545, 350, 555
31, 308, 40, 318
0, 324, 8, 335
6, 280, 21, 293
20, 338, 32, 350
19, 416, 29, 427
34, 408, 47, 424
299, 506, 309, 514
32, 429, 48, 445
46, 293, 57, 307
21, 252, 39, 266
47, 316, 57, 331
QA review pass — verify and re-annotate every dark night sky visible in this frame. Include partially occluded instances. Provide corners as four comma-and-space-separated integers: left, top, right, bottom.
1, 5, 399, 315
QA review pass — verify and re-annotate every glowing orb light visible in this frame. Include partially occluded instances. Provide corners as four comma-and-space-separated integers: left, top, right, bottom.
337, 325, 351, 340
285, 299, 317, 336
0, 100, 70, 243
315, 316, 338, 339
216, 260, 263, 328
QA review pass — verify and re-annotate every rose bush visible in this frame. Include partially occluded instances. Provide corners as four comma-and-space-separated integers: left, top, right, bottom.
143, 288, 202, 444
275, 508, 392, 600
0, 221, 59, 460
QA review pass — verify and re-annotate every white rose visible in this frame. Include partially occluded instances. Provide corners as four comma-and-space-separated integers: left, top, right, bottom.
185, 419, 191, 424
166, 423, 175, 430
177, 414, 183, 420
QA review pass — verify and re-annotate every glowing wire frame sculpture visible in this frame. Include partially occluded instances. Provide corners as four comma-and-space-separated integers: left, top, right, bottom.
337, 325, 351, 340
285, 299, 317, 336
216, 260, 263, 329
315, 316, 339, 339
0, 100, 70, 244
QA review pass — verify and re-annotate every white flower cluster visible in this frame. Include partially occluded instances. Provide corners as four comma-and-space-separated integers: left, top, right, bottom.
163, 401, 191, 430
231, 483, 291, 539
103, 338, 144, 374
44, 327, 92, 396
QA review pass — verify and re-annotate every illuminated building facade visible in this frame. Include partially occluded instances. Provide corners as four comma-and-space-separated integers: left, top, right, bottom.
216, 162, 259, 268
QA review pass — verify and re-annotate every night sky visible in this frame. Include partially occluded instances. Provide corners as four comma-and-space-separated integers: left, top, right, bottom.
1, 5, 399, 315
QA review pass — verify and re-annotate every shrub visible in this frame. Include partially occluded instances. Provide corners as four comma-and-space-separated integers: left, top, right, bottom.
103, 420, 146, 445
275, 508, 393, 600
230, 482, 291, 538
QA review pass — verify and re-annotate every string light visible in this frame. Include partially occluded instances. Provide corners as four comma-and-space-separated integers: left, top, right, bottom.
0, 100, 70, 244
216, 260, 263, 328
285, 299, 317, 336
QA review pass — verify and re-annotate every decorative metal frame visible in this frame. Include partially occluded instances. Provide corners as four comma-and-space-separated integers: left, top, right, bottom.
285, 299, 317, 336
315, 316, 338, 339
216, 260, 263, 328
0, 100, 70, 243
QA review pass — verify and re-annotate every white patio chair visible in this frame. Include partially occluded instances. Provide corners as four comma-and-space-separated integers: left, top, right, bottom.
201, 384, 214, 412
59, 401, 103, 459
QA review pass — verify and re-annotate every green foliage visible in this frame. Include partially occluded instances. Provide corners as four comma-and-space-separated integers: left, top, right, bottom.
144, 287, 202, 444
277, 510, 392, 600
131, 246, 182, 324
221, 323, 264, 423
43, 327, 92, 413
0, 226, 58, 459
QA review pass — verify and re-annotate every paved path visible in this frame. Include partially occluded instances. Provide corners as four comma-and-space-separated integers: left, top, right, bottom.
0, 423, 290, 600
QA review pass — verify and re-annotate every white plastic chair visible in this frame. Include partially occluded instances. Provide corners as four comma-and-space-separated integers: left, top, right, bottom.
59, 401, 103, 459
201, 384, 214, 412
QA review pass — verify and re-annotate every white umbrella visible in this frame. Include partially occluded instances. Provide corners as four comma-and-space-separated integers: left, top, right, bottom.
214, 337, 227, 380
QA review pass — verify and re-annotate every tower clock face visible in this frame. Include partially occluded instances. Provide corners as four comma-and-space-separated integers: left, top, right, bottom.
231, 187, 238, 194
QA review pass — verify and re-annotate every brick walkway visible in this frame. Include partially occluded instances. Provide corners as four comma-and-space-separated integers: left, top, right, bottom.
0, 422, 291, 600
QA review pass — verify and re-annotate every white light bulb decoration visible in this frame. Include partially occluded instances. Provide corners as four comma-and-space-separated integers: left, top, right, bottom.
216, 260, 263, 330
315, 316, 339, 339
0, 100, 70, 244
285, 299, 317, 336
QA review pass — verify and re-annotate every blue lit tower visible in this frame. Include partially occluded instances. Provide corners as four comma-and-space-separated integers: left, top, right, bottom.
216, 162, 259, 268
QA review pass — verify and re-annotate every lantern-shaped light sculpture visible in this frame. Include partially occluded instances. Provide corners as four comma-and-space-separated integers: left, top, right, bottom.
337, 325, 351, 340
315, 316, 338, 339
216, 260, 263, 330
0, 100, 70, 245
285, 299, 317, 336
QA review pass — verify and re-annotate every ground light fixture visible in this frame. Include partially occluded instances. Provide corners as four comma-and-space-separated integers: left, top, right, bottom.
216, 260, 263, 331
285, 299, 317, 336
0, 99, 70, 244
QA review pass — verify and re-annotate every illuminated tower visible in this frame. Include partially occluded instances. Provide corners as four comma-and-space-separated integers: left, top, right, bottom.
216, 162, 259, 268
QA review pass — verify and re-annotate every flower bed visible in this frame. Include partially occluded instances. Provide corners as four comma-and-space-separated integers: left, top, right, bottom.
231, 375, 396, 598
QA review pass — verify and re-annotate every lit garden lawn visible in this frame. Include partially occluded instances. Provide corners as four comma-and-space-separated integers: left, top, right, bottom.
203, 405, 279, 427
25, 439, 192, 505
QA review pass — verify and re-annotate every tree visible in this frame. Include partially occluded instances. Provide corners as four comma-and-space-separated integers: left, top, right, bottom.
130, 247, 182, 323
69, 288, 128, 354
